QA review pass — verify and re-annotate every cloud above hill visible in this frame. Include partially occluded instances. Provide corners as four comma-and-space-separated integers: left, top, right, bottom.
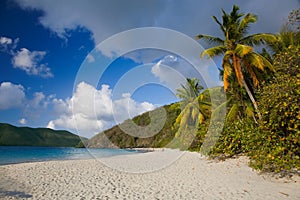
0, 82, 25, 110
47, 82, 155, 138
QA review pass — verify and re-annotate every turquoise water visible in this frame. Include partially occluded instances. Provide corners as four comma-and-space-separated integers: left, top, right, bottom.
0, 146, 143, 165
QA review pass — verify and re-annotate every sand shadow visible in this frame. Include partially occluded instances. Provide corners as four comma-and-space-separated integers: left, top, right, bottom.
0, 189, 32, 198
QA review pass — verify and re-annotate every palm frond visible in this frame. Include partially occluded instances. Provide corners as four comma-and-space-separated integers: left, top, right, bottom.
198, 113, 205, 124
191, 108, 199, 122
211, 98, 229, 121
222, 9, 230, 28
238, 13, 257, 35
229, 5, 244, 26
245, 52, 274, 71
235, 44, 253, 57
245, 65, 259, 87
196, 34, 224, 45
212, 16, 226, 34
223, 60, 232, 91
240, 33, 277, 46
200, 46, 226, 58
226, 103, 239, 122
259, 53, 275, 71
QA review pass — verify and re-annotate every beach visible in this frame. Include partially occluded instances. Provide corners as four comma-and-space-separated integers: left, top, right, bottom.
0, 149, 299, 200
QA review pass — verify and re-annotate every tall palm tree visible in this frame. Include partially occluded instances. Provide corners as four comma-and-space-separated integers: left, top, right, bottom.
174, 78, 211, 139
196, 5, 276, 119
268, 19, 300, 54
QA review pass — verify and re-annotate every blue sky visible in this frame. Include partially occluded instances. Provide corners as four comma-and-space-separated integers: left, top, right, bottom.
0, 0, 298, 138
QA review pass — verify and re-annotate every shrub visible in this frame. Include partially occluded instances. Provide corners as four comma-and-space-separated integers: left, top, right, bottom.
252, 46, 300, 173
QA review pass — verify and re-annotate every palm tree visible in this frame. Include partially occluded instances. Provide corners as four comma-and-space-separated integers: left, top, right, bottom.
174, 78, 211, 140
269, 9, 300, 54
196, 5, 276, 120
259, 9, 300, 66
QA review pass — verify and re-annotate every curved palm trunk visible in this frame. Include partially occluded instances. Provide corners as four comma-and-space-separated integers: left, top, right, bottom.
241, 79, 262, 121
232, 54, 261, 121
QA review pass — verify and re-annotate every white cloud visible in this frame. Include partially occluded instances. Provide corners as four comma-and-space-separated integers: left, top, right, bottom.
23, 91, 53, 119
151, 55, 186, 90
113, 92, 156, 124
1, 36, 53, 78
0, 37, 12, 45
0, 36, 19, 53
30, 92, 48, 108
47, 82, 155, 138
0, 81, 54, 125
0, 82, 26, 110
15, 0, 165, 43
86, 54, 95, 63
14, 0, 299, 71
150, 54, 223, 91
14, 0, 299, 45
121, 49, 170, 64
47, 120, 55, 129
12, 48, 53, 78
19, 118, 27, 125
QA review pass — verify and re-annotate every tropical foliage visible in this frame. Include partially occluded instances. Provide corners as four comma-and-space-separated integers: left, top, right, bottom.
250, 45, 300, 173
200, 8, 299, 174
0, 123, 83, 147
197, 5, 276, 120
174, 78, 210, 133
268, 9, 300, 54
85, 6, 299, 175
172, 78, 211, 149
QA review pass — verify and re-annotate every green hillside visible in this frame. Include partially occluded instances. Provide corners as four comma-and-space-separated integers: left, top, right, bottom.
0, 123, 83, 147
87, 103, 182, 148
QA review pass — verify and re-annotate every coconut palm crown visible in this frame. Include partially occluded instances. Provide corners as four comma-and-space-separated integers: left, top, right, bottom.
196, 4, 276, 119
174, 78, 211, 137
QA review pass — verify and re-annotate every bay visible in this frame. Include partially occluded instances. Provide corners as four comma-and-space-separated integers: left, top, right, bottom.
0, 146, 143, 165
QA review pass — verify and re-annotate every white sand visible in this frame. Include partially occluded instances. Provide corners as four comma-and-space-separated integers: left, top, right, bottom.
0, 149, 299, 200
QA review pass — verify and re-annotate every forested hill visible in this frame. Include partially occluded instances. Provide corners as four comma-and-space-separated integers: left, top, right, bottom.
86, 103, 184, 149
0, 123, 83, 147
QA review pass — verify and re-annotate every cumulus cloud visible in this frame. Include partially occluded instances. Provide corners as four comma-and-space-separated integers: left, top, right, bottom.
15, 0, 298, 45
12, 48, 53, 78
0, 81, 55, 125
1, 35, 53, 78
151, 54, 223, 91
19, 118, 27, 125
23, 91, 54, 120
0, 36, 19, 53
14, 0, 299, 67
47, 82, 155, 138
15, 0, 165, 42
0, 82, 26, 110
151, 55, 186, 90
0, 37, 12, 45
0, 81, 52, 115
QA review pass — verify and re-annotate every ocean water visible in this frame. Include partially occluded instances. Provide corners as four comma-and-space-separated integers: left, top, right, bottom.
0, 146, 144, 165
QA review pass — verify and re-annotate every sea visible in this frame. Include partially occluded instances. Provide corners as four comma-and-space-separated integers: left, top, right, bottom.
0, 146, 144, 165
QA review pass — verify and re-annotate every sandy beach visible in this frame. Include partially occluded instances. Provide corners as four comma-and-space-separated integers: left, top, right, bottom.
0, 149, 299, 200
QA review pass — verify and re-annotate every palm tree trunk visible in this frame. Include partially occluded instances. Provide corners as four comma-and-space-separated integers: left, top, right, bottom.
233, 54, 261, 121
242, 79, 262, 121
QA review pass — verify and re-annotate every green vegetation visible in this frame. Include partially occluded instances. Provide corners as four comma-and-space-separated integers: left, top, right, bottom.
87, 103, 181, 148
86, 6, 299, 175
171, 78, 211, 149
0, 123, 83, 147
197, 6, 300, 174
249, 45, 300, 173
197, 5, 276, 121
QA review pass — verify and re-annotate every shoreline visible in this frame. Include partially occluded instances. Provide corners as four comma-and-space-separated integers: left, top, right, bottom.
1, 149, 299, 199
0, 147, 155, 166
